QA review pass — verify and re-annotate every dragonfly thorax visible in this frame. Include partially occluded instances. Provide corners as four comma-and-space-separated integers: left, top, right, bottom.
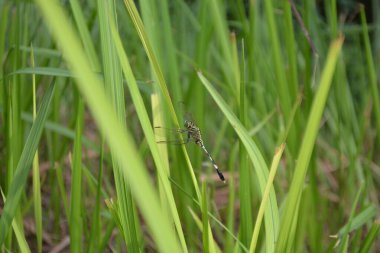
184, 120, 203, 146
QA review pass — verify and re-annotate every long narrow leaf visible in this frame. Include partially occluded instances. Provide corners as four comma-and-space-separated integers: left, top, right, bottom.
31, 45, 42, 253
250, 144, 285, 253
98, 0, 140, 249
69, 97, 84, 252
0, 81, 56, 245
275, 35, 344, 252
33, 1, 182, 252
110, 20, 188, 252
198, 72, 280, 252
122, 0, 202, 200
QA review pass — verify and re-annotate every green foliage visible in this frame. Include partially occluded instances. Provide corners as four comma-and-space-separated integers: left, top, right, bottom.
0, 0, 379, 252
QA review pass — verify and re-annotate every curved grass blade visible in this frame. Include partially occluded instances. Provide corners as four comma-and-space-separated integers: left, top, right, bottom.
122, 0, 202, 199
98, 0, 139, 249
275, 35, 344, 253
360, 6, 380, 146
250, 144, 285, 253
110, 20, 188, 252
69, 97, 84, 252
31, 45, 42, 253
33, 1, 182, 252
0, 81, 55, 245
0, 191, 31, 253
358, 221, 380, 253
197, 71, 279, 252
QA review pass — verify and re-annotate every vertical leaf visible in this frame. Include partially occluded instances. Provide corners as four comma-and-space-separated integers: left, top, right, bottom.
0, 81, 56, 245
275, 35, 344, 253
69, 96, 84, 253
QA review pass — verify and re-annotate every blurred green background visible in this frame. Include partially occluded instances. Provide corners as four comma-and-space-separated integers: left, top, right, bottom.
0, 0, 379, 252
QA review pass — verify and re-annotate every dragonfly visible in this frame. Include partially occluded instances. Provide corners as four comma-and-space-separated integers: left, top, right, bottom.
155, 119, 226, 183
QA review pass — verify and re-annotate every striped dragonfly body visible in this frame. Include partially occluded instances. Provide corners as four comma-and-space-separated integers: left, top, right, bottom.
157, 120, 225, 182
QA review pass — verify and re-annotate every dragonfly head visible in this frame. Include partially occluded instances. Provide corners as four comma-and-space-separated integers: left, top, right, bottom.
184, 120, 191, 128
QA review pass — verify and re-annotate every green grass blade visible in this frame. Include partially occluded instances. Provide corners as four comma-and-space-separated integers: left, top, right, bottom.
275, 35, 344, 253
0, 81, 56, 245
358, 221, 380, 253
337, 184, 364, 252
87, 139, 104, 253
237, 37, 252, 248
122, 0, 177, 125
9, 67, 74, 78
188, 206, 219, 253
110, 21, 188, 252
336, 204, 378, 239
197, 71, 279, 252
0, 191, 31, 253
69, 0, 100, 71
360, 5, 380, 147
264, 0, 292, 128
122, 0, 201, 200
98, 0, 140, 249
208, 0, 238, 89
33, 1, 182, 251
202, 183, 210, 253
69, 96, 84, 253
250, 144, 285, 253
31, 45, 42, 253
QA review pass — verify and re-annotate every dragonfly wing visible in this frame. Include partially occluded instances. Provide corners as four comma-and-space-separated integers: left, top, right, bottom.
154, 126, 190, 144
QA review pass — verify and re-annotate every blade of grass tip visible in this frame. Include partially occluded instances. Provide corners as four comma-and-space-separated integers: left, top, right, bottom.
104, 199, 123, 234
275, 35, 344, 253
0, 81, 55, 245
249, 144, 285, 253
360, 5, 380, 147
34, 1, 182, 252
31, 45, 42, 253
110, 21, 188, 252
197, 71, 279, 252
123, 0, 201, 196
0, 191, 31, 253
69, 96, 84, 253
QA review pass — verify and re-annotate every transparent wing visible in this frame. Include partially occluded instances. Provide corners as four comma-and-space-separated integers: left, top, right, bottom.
154, 126, 190, 145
